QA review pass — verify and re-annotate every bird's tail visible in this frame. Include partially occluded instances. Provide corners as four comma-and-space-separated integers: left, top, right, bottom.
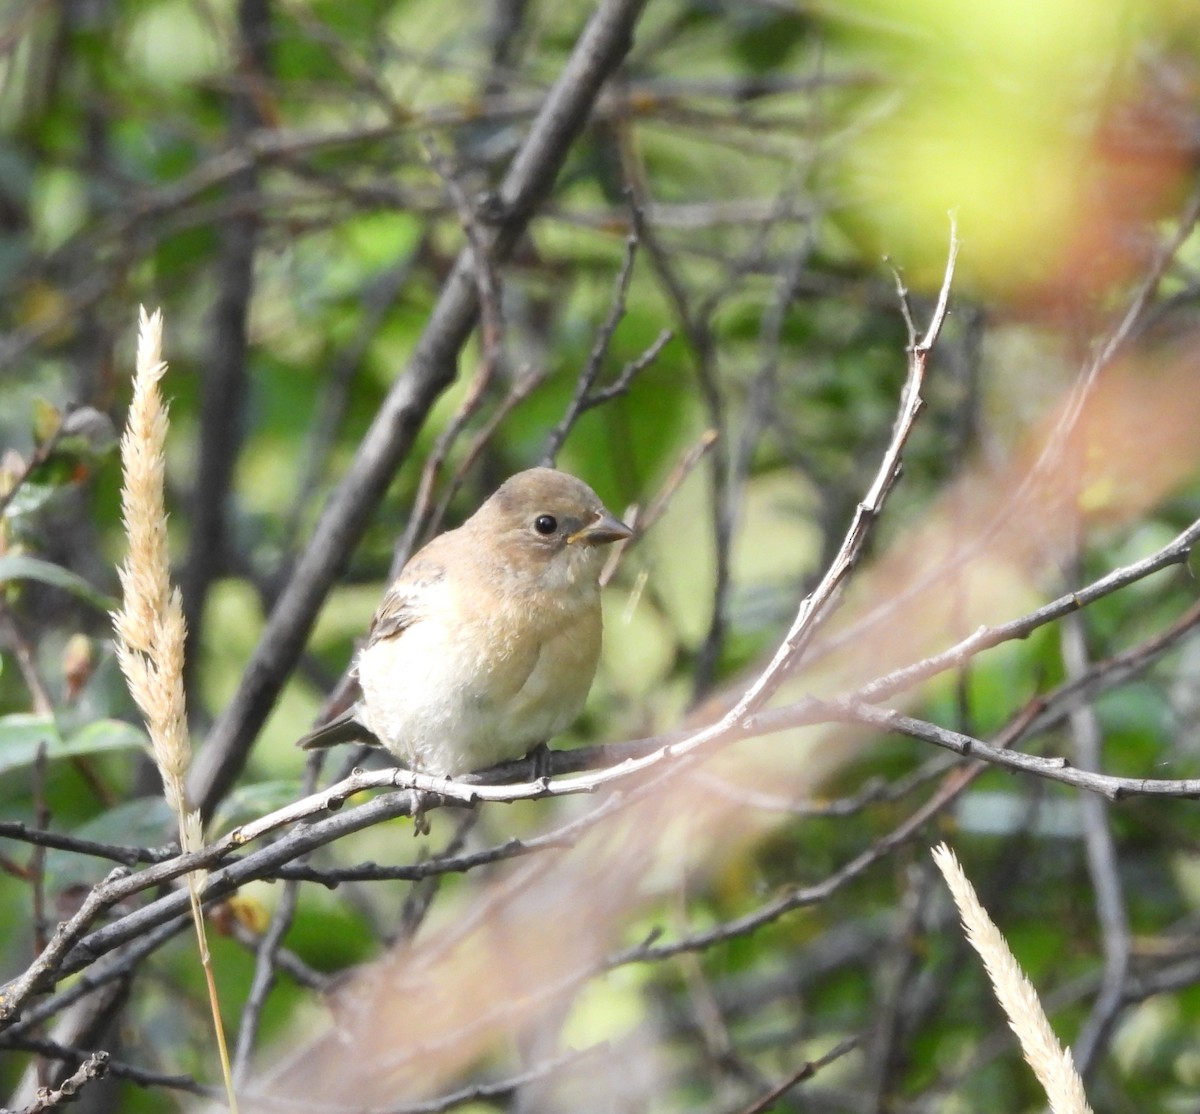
296, 707, 380, 750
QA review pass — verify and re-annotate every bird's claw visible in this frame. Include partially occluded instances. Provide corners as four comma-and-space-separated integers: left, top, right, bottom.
411, 789, 431, 836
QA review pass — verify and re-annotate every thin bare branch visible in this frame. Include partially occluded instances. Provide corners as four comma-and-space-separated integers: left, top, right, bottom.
726, 1037, 859, 1114
13, 1049, 108, 1113
540, 230, 669, 465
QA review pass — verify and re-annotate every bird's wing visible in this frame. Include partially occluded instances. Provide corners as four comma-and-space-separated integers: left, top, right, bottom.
366, 584, 420, 646
365, 555, 446, 647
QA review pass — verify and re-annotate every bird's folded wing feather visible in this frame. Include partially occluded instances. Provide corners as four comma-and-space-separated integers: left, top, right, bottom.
298, 555, 448, 750
367, 559, 444, 646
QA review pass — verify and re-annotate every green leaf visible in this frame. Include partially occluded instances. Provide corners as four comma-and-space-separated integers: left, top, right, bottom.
1, 482, 59, 519
68, 795, 175, 847
63, 718, 148, 759
0, 715, 146, 777
0, 715, 59, 776
0, 554, 118, 612
44, 797, 176, 891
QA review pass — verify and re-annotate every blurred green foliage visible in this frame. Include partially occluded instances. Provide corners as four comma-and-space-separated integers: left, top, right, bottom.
1, 0, 1200, 1111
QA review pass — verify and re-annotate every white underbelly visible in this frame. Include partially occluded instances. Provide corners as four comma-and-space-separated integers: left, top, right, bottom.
355, 619, 588, 776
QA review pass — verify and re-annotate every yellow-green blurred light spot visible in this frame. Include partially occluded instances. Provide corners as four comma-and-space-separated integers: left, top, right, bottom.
126, 0, 224, 85
561, 969, 648, 1048
834, 0, 1140, 290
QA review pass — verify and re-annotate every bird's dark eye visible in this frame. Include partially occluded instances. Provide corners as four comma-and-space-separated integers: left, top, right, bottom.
534, 514, 558, 536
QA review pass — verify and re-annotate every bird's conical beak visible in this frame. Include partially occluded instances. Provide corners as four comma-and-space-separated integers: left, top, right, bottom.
568, 510, 633, 546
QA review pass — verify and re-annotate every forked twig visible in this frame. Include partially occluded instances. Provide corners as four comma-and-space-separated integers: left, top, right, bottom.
541, 228, 672, 464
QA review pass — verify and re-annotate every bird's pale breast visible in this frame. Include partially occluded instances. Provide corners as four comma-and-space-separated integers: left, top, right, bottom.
355, 573, 602, 775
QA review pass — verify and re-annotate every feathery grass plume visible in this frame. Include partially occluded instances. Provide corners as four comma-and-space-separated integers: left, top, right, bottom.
931, 843, 1092, 1114
114, 307, 239, 1113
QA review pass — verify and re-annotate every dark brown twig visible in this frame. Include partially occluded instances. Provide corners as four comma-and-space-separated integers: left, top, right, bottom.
30, 743, 50, 967
426, 364, 550, 535
540, 228, 669, 465
14, 1049, 109, 1113
1062, 607, 1131, 1077
726, 1037, 859, 1114
0, 605, 54, 716
421, 137, 506, 379
599, 427, 718, 587
0, 823, 173, 867
383, 136, 512, 575
0, 409, 72, 522
5, 1038, 209, 1100
180, 0, 274, 704
232, 757, 322, 1084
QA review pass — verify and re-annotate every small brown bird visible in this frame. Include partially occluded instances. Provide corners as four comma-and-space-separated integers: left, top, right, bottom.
298, 468, 632, 776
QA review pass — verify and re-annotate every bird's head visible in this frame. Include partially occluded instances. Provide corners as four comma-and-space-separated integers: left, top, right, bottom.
468, 467, 632, 595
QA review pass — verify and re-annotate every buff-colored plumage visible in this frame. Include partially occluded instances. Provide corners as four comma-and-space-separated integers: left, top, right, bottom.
299, 468, 631, 775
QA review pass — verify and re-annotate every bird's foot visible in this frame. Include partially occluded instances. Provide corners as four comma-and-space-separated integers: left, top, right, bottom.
528, 742, 554, 785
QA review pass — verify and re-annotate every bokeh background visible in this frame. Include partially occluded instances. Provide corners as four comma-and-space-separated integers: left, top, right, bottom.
3, 0, 1200, 1110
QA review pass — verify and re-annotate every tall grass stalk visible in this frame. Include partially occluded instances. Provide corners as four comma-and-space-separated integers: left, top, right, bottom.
113, 307, 239, 1112
932, 843, 1092, 1114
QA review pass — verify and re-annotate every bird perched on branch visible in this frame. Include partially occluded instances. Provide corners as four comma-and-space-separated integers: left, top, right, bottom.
298, 467, 632, 778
